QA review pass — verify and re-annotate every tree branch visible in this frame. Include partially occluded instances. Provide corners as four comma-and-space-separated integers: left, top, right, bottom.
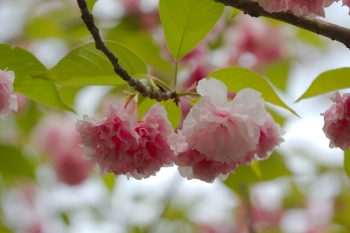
76, 0, 178, 102
215, 0, 350, 49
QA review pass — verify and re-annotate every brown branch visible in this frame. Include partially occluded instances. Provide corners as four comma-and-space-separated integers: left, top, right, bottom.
215, 0, 350, 49
76, 0, 178, 102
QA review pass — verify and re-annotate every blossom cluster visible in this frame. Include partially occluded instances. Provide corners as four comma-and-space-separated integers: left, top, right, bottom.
257, 0, 350, 17
77, 78, 283, 182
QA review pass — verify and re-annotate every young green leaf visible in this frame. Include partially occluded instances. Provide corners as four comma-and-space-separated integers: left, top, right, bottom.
209, 67, 298, 116
159, 0, 224, 60
296, 68, 350, 102
47, 42, 147, 86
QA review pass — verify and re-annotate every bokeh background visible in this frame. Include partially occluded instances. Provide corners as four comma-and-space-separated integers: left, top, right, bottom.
0, 0, 350, 232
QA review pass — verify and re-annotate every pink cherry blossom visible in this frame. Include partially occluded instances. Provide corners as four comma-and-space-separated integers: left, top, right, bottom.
172, 78, 282, 182
257, 0, 336, 17
0, 70, 17, 117
227, 16, 285, 69
77, 101, 175, 179
53, 151, 94, 186
33, 115, 94, 185
322, 92, 350, 150
33, 116, 81, 157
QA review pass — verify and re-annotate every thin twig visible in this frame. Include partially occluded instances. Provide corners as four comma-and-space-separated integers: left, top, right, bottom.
215, 0, 350, 49
76, 0, 178, 102
240, 184, 257, 233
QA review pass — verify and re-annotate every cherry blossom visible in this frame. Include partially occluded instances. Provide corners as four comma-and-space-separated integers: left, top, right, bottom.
257, 0, 337, 17
226, 16, 285, 69
77, 101, 175, 179
172, 78, 283, 182
322, 92, 350, 150
0, 70, 17, 117
33, 116, 94, 185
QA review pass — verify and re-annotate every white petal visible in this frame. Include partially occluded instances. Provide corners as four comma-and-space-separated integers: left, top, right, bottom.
197, 78, 228, 106
229, 88, 267, 125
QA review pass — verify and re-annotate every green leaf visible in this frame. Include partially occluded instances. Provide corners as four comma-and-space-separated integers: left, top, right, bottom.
0, 44, 46, 78
159, 0, 224, 60
0, 44, 73, 111
344, 151, 350, 178
224, 152, 291, 194
296, 68, 350, 102
161, 101, 181, 129
0, 145, 36, 183
209, 67, 298, 116
57, 86, 81, 107
263, 59, 291, 92
15, 78, 74, 112
47, 42, 147, 86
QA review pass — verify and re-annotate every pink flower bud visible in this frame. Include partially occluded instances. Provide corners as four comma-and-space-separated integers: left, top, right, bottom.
0, 70, 17, 117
